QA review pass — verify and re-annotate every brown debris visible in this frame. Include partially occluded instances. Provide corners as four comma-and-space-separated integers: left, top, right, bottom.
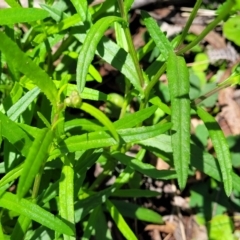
218, 67, 240, 136
145, 222, 176, 234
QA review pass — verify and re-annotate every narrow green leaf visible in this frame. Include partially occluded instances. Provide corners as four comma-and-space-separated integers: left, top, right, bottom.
167, 52, 190, 189
3, 0, 21, 8
17, 124, 42, 139
75, 149, 103, 174
59, 156, 75, 240
5, 82, 23, 106
112, 189, 159, 198
137, 39, 155, 60
64, 104, 157, 133
113, 152, 176, 180
82, 206, 100, 240
112, 200, 164, 224
113, 166, 133, 189
196, 107, 233, 196
94, 207, 110, 240
76, 16, 126, 92
40, 3, 67, 21
73, 32, 140, 93
90, 0, 114, 19
113, 105, 158, 129
55, 122, 172, 154
118, 122, 172, 143
33, 14, 81, 44
0, 121, 2, 147
0, 32, 58, 107
37, 181, 59, 206
106, 200, 138, 240
0, 112, 33, 157
37, 112, 51, 128
70, 0, 89, 21
0, 222, 5, 240
125, 0, 135, 12
7, 87, 40, 121
88, 64, 102, 83
138, 133, 240, 193
141, 11, 173, 60
0, 192, 74, 236
64, 119, 102, 132
149, 96, 171, 115
114, 22, 128, 51
138, 134, 172, 155
80, 102, 119, 142
10, 215, 31, 240
17, 128, 53, 199
191, 143, 240, 193
0, 164, 23, 188
0, 8, 49, 25
75, 187, 113, 222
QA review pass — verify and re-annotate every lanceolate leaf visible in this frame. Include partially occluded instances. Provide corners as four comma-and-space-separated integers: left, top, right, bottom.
10, 215, 32, 240
0, 8, 49, 25
17, 128, 53, 199
0, 192, 74, 236
0, 32, 58, 107
80, 102, 119, 142
196, 106, 233, 196
106, 200, 138, 240
112, 200, 164, 224
64, 106, 158, 133
33, 14, 81, 44
82, 206, 100, 240
64, 119, 103, 132
70, 0, 89, 21
113, 152, 176, 180
141, 11, 173, 60
40, 3, 67, 21
53, 123, 172, 154
190, 143, 240, 190
0, 112, 32, 157
73, 33, 140, 94
125, 0, 135, 12
113, 105, 158, 129
7, 87, 40, 121
167, 52, 190, 190
138, 133, 240, 193
59, 156, 75, 240
76, 16, 127, 93
0, 163, 23, 188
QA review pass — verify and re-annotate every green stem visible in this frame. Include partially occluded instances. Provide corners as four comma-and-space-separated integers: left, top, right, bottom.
194, 84, 228, 105
143, 63, 166, 105
52, 35, 74, 62
31, 164, 45, 199
176, 0, 202, 48
177, 0, 233, 55
117, 0, 145, 88
119, 92, 131, 119
124, 28, 145, 87
117, 0, 126, 19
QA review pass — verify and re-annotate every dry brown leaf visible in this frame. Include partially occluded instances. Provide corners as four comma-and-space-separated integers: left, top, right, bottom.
145, 222, 176, 234
156, 158, 170, 170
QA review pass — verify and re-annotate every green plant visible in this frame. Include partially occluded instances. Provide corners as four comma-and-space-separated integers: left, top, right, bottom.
0, 0, 240, 239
